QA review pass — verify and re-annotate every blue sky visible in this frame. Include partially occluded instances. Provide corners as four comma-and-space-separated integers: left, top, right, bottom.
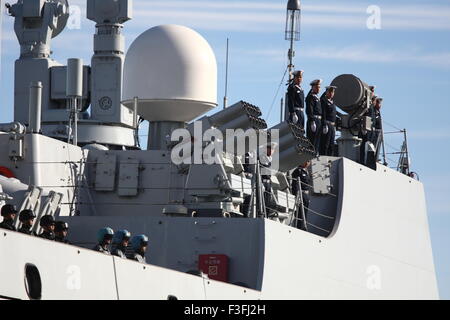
1, 0, 449, 298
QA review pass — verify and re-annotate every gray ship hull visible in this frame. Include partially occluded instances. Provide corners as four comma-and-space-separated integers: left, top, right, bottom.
0, 158, 438, 299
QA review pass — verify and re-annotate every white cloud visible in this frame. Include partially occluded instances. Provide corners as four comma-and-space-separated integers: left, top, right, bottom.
140, 1, 450, 19
130, 1, 450, 31
241, 45, 450, 69
2, 1, 449, 43
144, 1, 283, 11
128, 9, 450, 32
408, 129, 450, 140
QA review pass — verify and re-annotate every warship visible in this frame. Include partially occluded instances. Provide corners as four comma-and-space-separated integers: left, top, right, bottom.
0, 0, 439, 300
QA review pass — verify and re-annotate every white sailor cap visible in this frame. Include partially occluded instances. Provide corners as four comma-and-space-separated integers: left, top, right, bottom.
310, 79, 322, 86
292, 70, 304, 77
325, 85, 337, 91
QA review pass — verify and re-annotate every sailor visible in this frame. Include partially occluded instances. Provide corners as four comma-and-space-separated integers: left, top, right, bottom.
286, 70, 305, 129
0, 204, 18, 231
259, 142, 278, 211
371, 95, 378, 107
243, 151, 256, 178
369, 97, 383, 158
241, 152, 254, 217
54, 221, 70, 243
111, 229, 131, 259
360, 91, 378, 164
291, 161, 312, 229
306, 79, 323, 154
93, 227, 114, 254
18, 209, 36, 235
128, 234, 148, 263
38, 215, 56, 240
320, 86, 338, 156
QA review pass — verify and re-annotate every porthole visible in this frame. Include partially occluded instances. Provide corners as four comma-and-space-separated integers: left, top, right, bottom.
24, 264, 42, 300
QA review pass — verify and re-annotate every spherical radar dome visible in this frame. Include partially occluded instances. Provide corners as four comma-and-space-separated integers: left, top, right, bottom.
123, 25, 218, 122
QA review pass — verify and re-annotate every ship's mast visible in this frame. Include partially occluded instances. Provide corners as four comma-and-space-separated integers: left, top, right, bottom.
283, 0, 301, 120
286, 0, 301, 79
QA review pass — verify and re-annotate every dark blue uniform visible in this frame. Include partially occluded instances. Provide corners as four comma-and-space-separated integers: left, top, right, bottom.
0, 219, 16, 231
306, 91, 322, 154
260, 155, 277, 212
18, 225, 36, 235
55, 235, 70, 244
369, 108, 383, 158
320, 93, 337, 156
38, 231, 55, 240
287, 83, 305, 129
292, 167, 312, 230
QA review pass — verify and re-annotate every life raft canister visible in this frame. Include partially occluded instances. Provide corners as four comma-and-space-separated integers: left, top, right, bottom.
0, 166, 15, 179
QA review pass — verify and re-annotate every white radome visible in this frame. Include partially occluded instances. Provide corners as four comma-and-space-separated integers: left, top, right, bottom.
123, 24, 218, 122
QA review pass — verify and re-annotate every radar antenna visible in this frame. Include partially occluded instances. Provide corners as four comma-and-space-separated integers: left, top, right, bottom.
6, 0, 69, 58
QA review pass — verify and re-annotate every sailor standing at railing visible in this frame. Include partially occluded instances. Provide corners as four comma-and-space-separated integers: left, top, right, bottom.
306, 79, 323, 155
286, 70, 306, 129
320, 86, 338, 156
128, 235, 149, 263
38, 215, 56, 240
55, 221, 70, 244
369, 97, 384, 160
0, 204, 18, 231
259, 142, 278, 210
94, 227, 114, 254
18, 209, 37, 235
112, 230, 131, 258
291, 161, 312, 230
359, 92, 378, 164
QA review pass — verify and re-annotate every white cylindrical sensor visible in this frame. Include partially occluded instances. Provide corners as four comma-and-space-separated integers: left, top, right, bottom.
66, 58, 83, 97
28, 81, 42, 133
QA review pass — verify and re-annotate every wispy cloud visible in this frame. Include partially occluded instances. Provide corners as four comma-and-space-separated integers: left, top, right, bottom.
409, 129, 450, 140
130, 1, 450, 32
241, 45, 450, 69
142, 1, 450, 19
2, 3, 449, 70
2, 1, 450, 35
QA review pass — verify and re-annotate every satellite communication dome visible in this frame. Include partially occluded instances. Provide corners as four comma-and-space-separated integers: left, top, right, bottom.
123, 25, 218, 122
